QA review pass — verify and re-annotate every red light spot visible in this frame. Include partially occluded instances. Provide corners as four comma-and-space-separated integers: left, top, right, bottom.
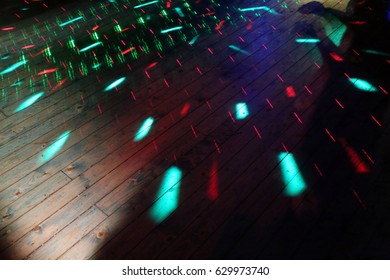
340, 139, 370, 173
180, 103, 190, 116
286, 86, 296, 98
329, 52, 344, 62
208, 160, 219, 200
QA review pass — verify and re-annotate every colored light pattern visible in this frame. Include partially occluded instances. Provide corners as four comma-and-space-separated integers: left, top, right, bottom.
160, 26, 183, 34
235, 103, 249, 120
0, 60, 28, 75
79, 42, 103, 53
238, 6, 279, 15
134, 117, 154, 142
14, 92, 44, 113
150, 166, 182, 223
278, 152, 306, 196
40, 131, 70, 163
104, 77, 126, 91
58, 16, 84, 27
323, 16, 347, 47
349, 78, 378, 92
133, 1, 159, 9
229, 45, 251, 55
296, 38, 320, 44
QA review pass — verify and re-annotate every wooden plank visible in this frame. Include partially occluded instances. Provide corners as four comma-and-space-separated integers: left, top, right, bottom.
0, 172, 71, 231
26, 206, 106, 260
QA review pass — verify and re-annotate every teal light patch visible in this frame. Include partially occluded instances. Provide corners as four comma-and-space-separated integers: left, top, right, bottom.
238, 6, 279, 14
14, 92, 44, 112
349, 78, 378, 92
79, 42, 102, 52
104, 77, 126, 91
235, 102, 249, 119
150, 166, 182, 223
134, 1, 159, 9
278, 152, 306, 196
189, 35, 200, 45
59, 16, 84, 27
322, 15, 347, 47
40, 131, 70, 163
175, 7, 185, 17
0, 60, 28, 75
296, 38, 320, 43
134, 117, 154, 141
229, 45, 251, 55
161, 26, 183, 34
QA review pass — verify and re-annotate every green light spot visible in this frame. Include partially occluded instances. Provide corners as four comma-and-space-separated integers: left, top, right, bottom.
134, 117, 154, 142
150, 166, 182, 223
278, 152, 306, 196
14, 92, 44, 112
235, 102, 249, 119
349, 78, 378, 92
40, 131, 70, 163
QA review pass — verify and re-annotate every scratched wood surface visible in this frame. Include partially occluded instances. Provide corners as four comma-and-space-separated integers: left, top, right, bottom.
0, 0, 389, 259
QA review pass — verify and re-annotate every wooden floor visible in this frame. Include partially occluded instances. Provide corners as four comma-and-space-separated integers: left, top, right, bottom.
0, 0, 389, 259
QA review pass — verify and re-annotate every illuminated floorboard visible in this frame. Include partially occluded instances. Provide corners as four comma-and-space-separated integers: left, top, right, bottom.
0, 0, 389, 260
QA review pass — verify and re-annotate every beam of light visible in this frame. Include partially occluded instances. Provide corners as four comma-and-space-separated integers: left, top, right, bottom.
296, 38, 320, 43
278, 152, 306, 196
235, 102, 249, 119
134, 0, 159, 9
0, 60, 28, 75
14, 92, 44, 112
37, 68, 58, 75
238, 6, 279, 15
348, 78, 378, 92
59, 16, 84, 27
79, 42, 102, 52
175, 7, 185, 17
340, 139, 369, 173
361, 49, 390, 57
40, 131, 70, 163
208, 160, 219, 200
134, 117, 154, 142
1, 55, 10, 60
2, 27, 15, 31
150, 166, 182, 223
189, 35, 199, 45
160, 26, 183, 34
323, 16, 347, 47
11, 81, 23, 87
104, 77, 126, 91
229, 45, 251, 55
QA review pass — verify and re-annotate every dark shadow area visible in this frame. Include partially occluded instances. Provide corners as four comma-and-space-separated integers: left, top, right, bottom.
204, 0, 390, 259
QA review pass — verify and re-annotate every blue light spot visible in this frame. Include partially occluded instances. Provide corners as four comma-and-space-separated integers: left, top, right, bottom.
150, 166, 182, 223
40, 131, 70, 163
235, 102, 249, 119
349, 78, 378, 92
14, 92, 44, 112
0, 60, 28, 75
278, 152, 306, 196
134, 117, 154, 142
104, 77, 126, 91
